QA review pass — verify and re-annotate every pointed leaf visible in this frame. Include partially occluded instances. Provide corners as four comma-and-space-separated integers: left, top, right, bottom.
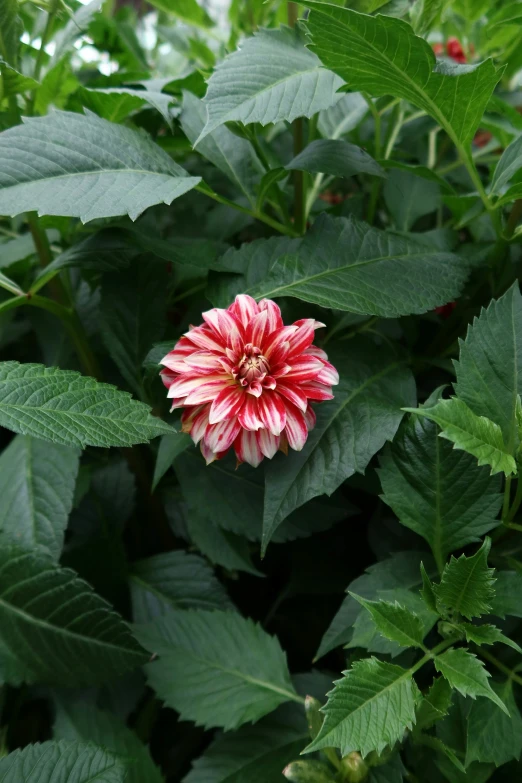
302, 1, 501, 151
465, 681, 522, 766
0, 435, 79, 559
434, 648, 509, 714
317, 92, 367, 139
416, 677, 453, 730
0, 62, 38, 97
0, 111, 200, 222
435, 538, 495, 620
351, 594, 426, 649
454, 282, 522, 448
491, 135, 522, 194
304, 658, 417, 757
0, 741, 126, 783
136, 609, 299, 730
130, 550, 233, 623
196, 27, 343, 141
80, 86, 177, 127
379, 395, 502, 563
490, 570, 522, 618
460, 622, 522, 653
286, 139, 385, 179
383, 169, 440, 231
263, 339, 416, 552
404, 398, 517, 476
0, 361, 173, 447
0, 545, 147, 686
152, 433, 191, 491
420, 563, 438, 612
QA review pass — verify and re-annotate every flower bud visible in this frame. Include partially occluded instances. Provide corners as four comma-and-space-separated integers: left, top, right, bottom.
283, 760, 336, 782
340, 752, 368, 782
305, 694, 323, 740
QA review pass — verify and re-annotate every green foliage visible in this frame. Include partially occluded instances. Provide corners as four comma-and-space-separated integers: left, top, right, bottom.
350, 593, 427, 649
0, 741, 127, 782
434, 538, 496, 619
434, 649, 508, 714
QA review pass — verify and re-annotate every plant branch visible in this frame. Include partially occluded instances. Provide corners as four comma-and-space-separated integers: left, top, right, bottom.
365, 96, 382, 224
477, 648, 522, 687
196, 184, 298, 237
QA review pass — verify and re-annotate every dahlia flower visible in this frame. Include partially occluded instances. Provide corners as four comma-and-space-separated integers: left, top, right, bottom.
160, 295, 339, 467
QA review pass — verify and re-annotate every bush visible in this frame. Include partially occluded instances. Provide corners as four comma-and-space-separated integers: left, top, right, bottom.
0, 0, 522, 780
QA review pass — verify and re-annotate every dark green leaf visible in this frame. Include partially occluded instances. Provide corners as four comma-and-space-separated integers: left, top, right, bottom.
152, 433, 191, 491
435, 539, 495, 620
460, 622, 522, 652
490, 570, 522, 618
416, 677, 453, 730
0, 62, 38, 97
420, 563, 438, 612
491, 135, 522, 195
0, 435, 79, 559
286, 139, 385, 179
0, 741, 126, 783
383, 169, 440, 231
434, 648, 508, 714
351, 594, 426, 649
146, 0, 214, 30
136, 609, 299, 730
465, 681, 522, 766
79, 86, 177, 127
317, 92, 367, 139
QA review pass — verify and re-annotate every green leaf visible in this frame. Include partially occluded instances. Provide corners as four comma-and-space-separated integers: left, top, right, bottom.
317, 92, 367, 139
379, 394, 502, 564
490, 570, 522, 618
0, 111, 200, 222
465, 681, 522, 767
0, 0, 20, 66
454, 282, 522, 449
50, 0, 104, 66
305, 658, 417, 757
302, 1, 501, 151
129, 550, 233, 623
263, 339, 415, 552
410, 0, 448, 36
420, 562, 438, 612
383, 169, 440, 231
491, 135, 522, 195
404, 398, 517, 476
350, 594, 426, 649
0, 741, 126, 783
0, 361, 173, 448
0, 62, 38, 97
152, 433, 191, 491
0, 435, 79, 560
0, 545, 147, 686
146, 0, 214, 30
460, 622, 522, 653
286, 139, 385, 179
99, 260, 168, 396
240, 214, 468, 316
416, 677, 453, 730
54, 699, 163, 783
435, 539, 495, 620
196, 27, 344, 142
181, 90, 263, 208
79, 86, 177, 128
434, 648, 508, 714
136, 609, 299, 730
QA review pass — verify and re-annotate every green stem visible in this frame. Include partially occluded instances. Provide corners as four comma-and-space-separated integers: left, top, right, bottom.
502, 475, 513, 522
506, 477, 522, 526
250, 134, 291, 225
505, 199, 522, 239
196, 184, 298, 237
383, 104, 404, 160
27, 213, 52, 266
292, 117, 306, 234
478, 648, 522, 687
33, 4, 58, 83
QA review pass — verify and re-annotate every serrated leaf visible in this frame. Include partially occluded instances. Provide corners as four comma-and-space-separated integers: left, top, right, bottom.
54, 699, 163, 783
454, 282, 522, 449
460, 622, 522, 652
404, 398, 517, 476
317, 92, 367, 139
263, 339, 415, 552
305, 657, 417, 757
80, 86, 177, 127
435, 539, 495, 620
286, 139, 385, 179
0, 62, 38, 97
416, 677, 453, 730
181, 90, 263, 209
490, 570, 522, 618
414, 734, 466, 773
185, 507, 264, 577
0, 741, 126, 783
383, 169, 440, 231
136, 609, 299, 730
0, 361, 173, 447
379, 395, 502, 565
130, 550, 233, 623
302, 1, 501, 152
0, 435, 79, 559
241, 214, 469, 316
434, 648, 508, 714
152, 433, 191, 491
491, 135, 522, 195
420, 563, 438, 611
465, 681, 522, 767
0, 545, 147, 686
351, 594, 426, 649
196, 26, 344, 142
0, 111, 200, 222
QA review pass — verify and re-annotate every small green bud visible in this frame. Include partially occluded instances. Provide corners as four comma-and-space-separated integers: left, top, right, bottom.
283, 760, 336, 783
340, 752, 368, 783
305, 694, 323, 740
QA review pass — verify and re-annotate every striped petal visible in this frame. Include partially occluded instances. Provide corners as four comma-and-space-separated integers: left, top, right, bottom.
246, 310, 269, 348
185, 325, 226, 353
181, 404, 205, 433
227, 325, 244, 356
316, 361, 340, 386
257, 391, 287, 436
283, 356, 324, 382
184, 378, 236, 406
247, 380, 263, 398
305, 345, 329, 361
286, 319, 316, 357
263, 325, 298, 361
167, 373, 230, 399
258, 298, 283, 332
230, 294, 259, 329
160, 368, 177, 389
203, 307, 243, 342
304, 405, 316, 430
300, 381, 335, 401
234, 429, 264, 467
184, 351, 231, 374
200, 440, 219, 465
238, 395, 263, 430
258, 428, 280, 459
188, 406, 210, 444
209, 384, 245, 424
275, 382, 308, 413
284, 403, 309, 451
160, 336, 197, 372
204, 416, 242, 453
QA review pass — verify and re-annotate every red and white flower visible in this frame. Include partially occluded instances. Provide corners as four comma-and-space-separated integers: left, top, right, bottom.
160, 295, 339, 467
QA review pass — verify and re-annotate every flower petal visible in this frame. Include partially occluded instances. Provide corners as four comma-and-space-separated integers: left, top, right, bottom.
283, 356, 324, 383
238, 395, 263, 430
275, 382, 308, 413
305, 345, 329, 361
257, 390, 287, 436
247, 380, 263, 398
184, 378, 236, 406
316, 361, 340, 386
234, 429, 264, 467
204, 416, 242, 453
300, 381, 335, 401
187, 406, 210, 444
304, 404, 316, 430
227, 325, 244, 357
246, 309, 269, 348
184, 351, 232, 374
203, 308, 242, 342
200, 440, 219, 465
229, 294, 259, 329
258, 428, 280, 459
208, 384, 245, 424
263, 325, 298, 362
161, 336, 197, 372
185, 325, 226, 353
167, 373, 230, 399
286, 319, 316, 357
160, 368, 177, 389
258, 298, 283, 332
284, 403, 309, 451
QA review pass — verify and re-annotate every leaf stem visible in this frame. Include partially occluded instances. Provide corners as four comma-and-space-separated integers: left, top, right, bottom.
365, 95, 382, 224
505, 477, 522, 526
195, 184, 299, 237
477, 647, 522, 687
250, 133, 292, 225
502, 475, 513, 522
